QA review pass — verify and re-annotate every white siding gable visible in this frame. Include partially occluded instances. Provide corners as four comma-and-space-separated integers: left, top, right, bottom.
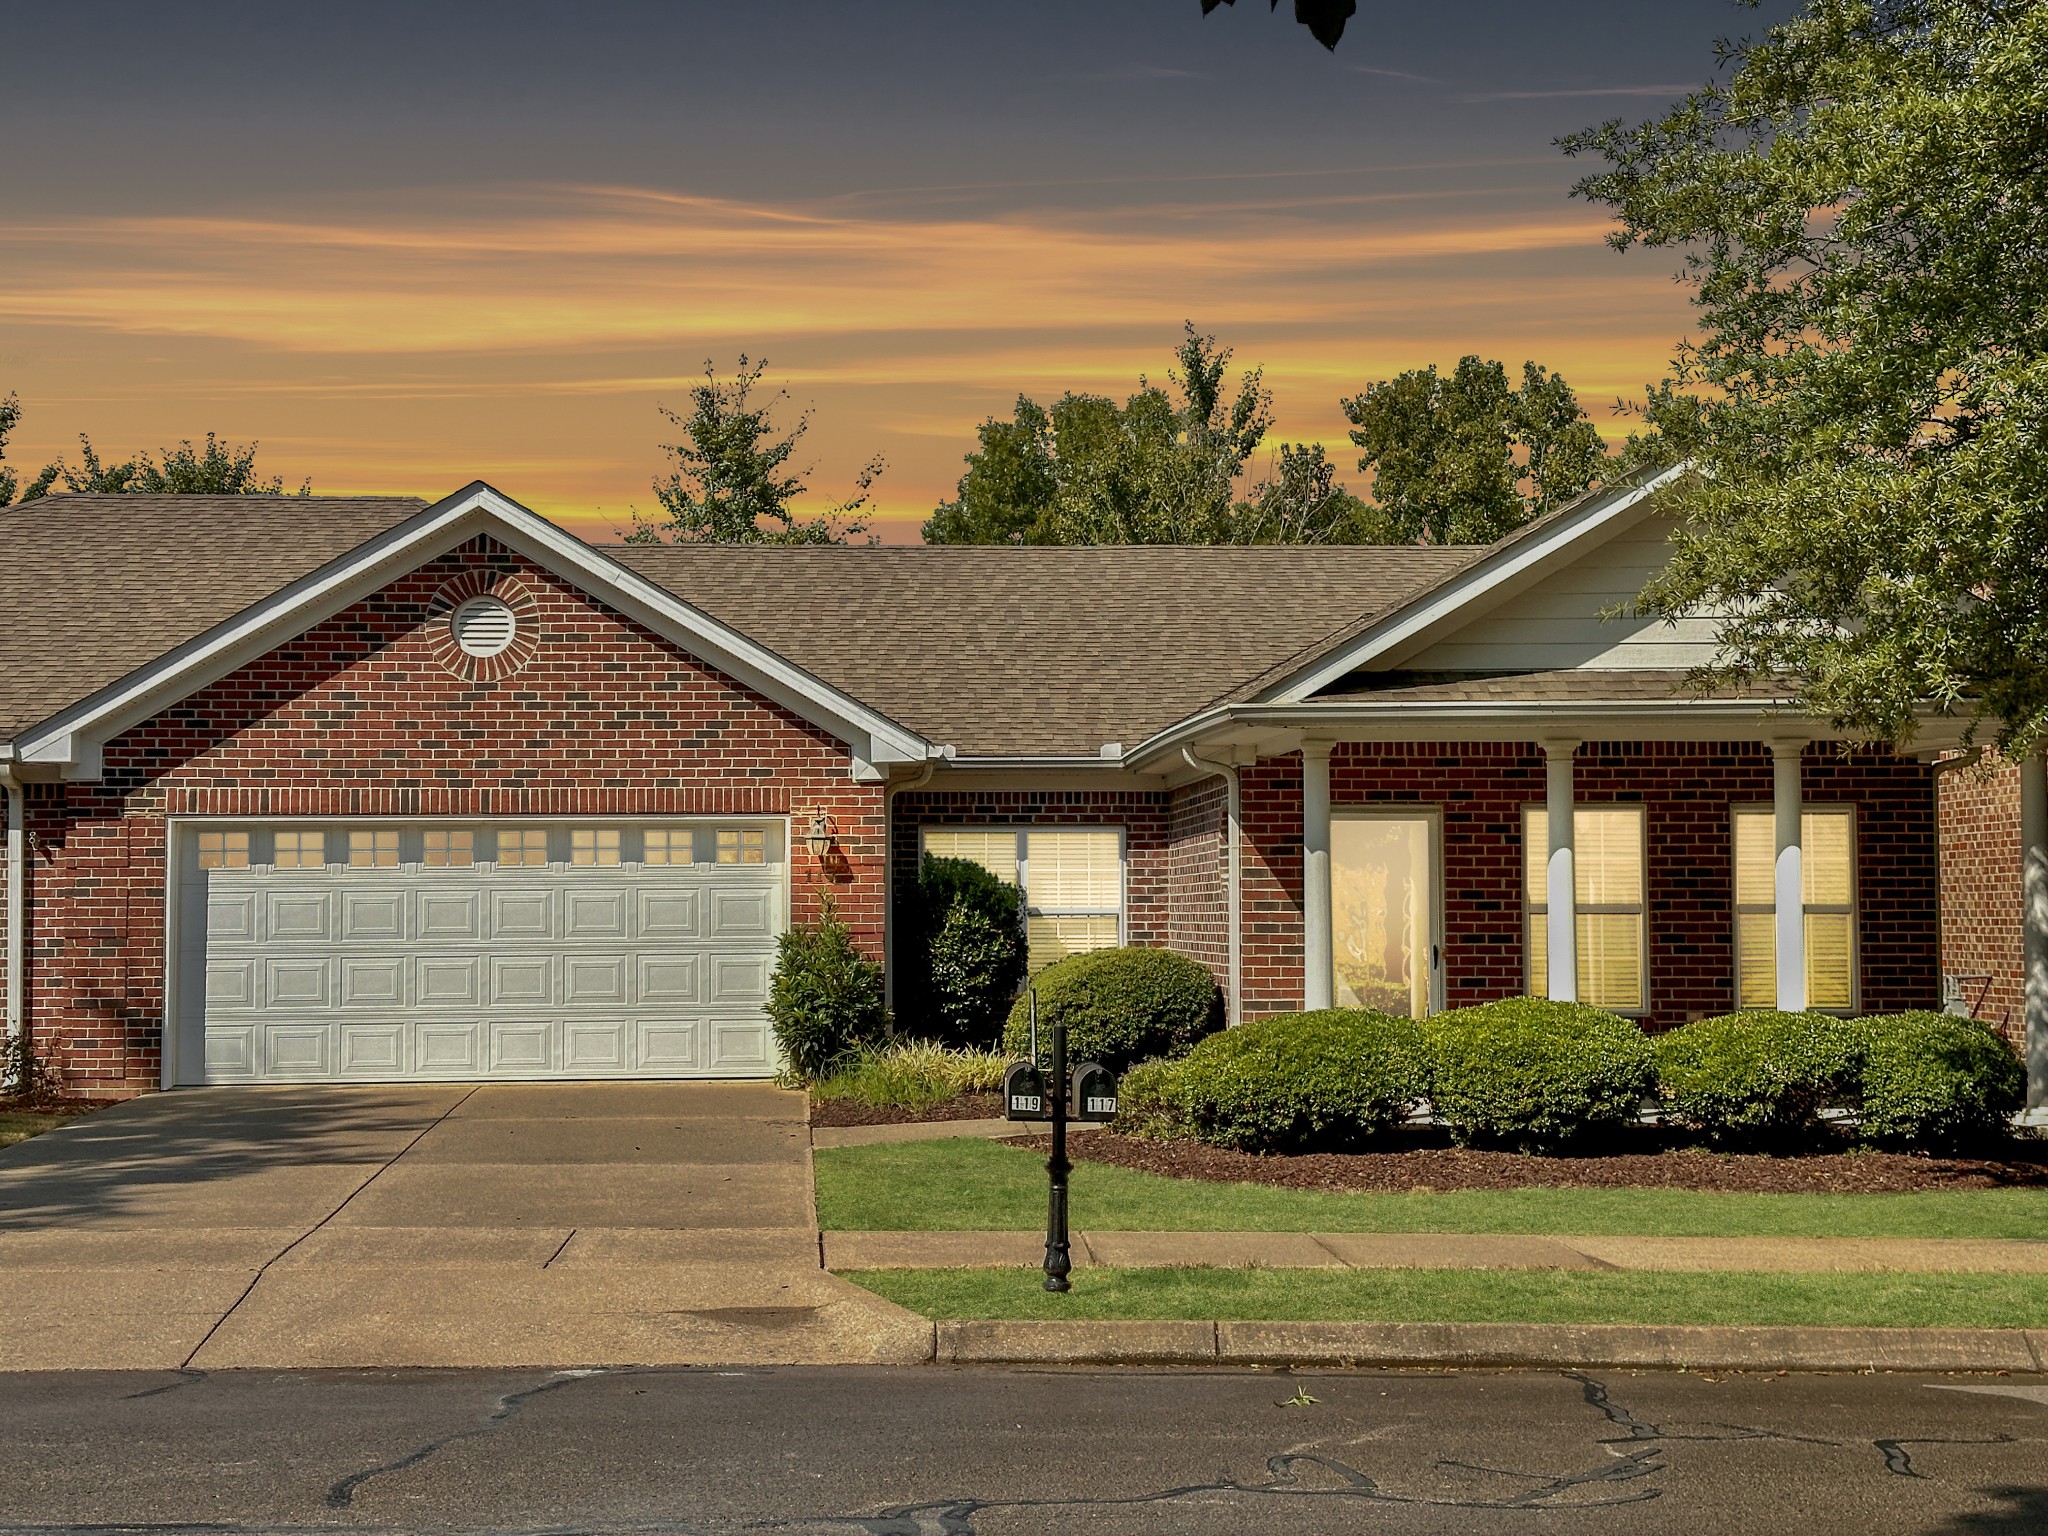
1399, 510, 1727, 672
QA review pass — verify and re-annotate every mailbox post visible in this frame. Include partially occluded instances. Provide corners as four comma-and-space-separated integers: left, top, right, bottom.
1042, 1019, 1073, 1291
1004, 992, 1119, 1294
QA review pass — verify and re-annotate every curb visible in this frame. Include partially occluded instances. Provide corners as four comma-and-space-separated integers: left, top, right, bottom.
932, 1320, 2048, 1373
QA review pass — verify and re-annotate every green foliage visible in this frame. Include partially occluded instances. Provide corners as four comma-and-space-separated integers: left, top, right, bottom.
0, 397, 304, 503
766, 895, 886, 1080
1341, 356, 1611, 545
628, 357, 881, 545
810, 1040, 1009, 1114
1566, 0, 2048, 756
1111, 1056, 1194, 1141
1855, 1010, 2025, 1150
1427, 997, 1658, 1151
895, 856, 1027, 1049
1175, 1008, 1429, 1153
1655, 1010, 1862, 1147
1200, 0, 1356, 52
1002, 946, 1223, 1071
0, 1033, 65, 1106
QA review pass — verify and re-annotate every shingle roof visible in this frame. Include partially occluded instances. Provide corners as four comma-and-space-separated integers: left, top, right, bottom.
611, 544, 1474, 755
1315, 669, 1793, 704
0, 494, 428, 740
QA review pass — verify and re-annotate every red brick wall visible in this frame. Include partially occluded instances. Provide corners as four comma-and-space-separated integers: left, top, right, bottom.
1240, 740, 1939, 1030
22, 536, 884, 1094
1167, 776, 1230, 995
1937, 757, 2025, 1044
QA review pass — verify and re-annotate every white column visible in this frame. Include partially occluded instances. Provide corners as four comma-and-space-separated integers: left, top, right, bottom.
1772, 738, 1809, 1012
2022, 751, 2047, 1110
1542, 739, 1579, 1003
1301, 740, 1334, 1011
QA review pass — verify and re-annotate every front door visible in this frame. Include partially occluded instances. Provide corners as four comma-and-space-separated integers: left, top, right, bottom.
1331, 810, 1442, 1018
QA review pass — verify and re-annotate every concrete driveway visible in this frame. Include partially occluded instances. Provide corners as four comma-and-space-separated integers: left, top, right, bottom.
0, 1083, 929, 1370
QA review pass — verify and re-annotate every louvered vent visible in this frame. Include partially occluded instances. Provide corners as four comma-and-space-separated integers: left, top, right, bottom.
450, 595, 518, 658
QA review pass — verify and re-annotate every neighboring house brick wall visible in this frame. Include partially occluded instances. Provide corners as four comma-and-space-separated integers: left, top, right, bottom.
1937, 757, 2025, 1045
1166, 776, 1230, 995
1239, 741, 1939, 1030
23, 536, 884, 1095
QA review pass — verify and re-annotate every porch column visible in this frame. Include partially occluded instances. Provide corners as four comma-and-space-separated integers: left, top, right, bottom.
1772, 738, 1810, 1012
2023, 751, 2048, 1109
1542, 738, 1579, 1003
1301, 739, 1334, 1011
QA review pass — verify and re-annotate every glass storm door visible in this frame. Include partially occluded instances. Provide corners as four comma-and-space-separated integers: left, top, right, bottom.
1331, 812, 1441, 1018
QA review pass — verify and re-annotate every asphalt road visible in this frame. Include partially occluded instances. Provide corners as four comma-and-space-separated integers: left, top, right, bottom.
3, 1365, 2046, 1534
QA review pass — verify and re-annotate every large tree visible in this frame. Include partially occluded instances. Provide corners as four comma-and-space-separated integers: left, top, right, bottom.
1, 398, 307, 501
628, 358, 881, 545
1201, 0, 1357, 51
1566, 0, 2048, 755
1341, 357, 1611, 545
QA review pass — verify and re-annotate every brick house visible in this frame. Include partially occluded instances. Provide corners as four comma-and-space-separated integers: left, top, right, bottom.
2, 471, 2035, 1106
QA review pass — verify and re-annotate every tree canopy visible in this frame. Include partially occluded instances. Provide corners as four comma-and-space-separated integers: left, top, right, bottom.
0, 398, 308, 503
627, 358, 881, 545
1201, 0, 1357, 51
1566, 0, 2048, 755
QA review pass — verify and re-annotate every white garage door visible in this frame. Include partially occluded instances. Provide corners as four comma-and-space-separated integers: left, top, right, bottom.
173, 820, 787, 1084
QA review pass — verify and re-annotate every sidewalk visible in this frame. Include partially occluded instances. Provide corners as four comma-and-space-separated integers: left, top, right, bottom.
825, 1229, 2048, 1274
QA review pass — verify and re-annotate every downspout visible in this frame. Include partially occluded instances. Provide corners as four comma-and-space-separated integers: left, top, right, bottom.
1929, 747, 1988, 1017
881, 753, 943, 1014
1, 765, 24, 1086
1182, 747, 1243, 1027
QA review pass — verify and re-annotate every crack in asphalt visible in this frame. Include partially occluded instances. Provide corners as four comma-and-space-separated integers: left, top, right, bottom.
118, 1370, 208, 1402
322, 1369, 613, 1510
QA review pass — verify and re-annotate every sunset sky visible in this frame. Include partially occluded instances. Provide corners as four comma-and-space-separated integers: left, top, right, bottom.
1, 1, 1788, 542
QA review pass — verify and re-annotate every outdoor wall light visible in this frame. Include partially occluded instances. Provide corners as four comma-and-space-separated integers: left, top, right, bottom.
804, 811, 835, 860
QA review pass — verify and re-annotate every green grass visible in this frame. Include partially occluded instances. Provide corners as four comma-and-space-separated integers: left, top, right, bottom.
0, 1106, 96, 1150
850, 1265, 2048, 1329
814, 1137, 2048, 1239
809, 1042, 1009, 1113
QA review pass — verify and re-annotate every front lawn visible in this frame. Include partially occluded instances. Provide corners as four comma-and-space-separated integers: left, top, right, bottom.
849, 1265, 2048, 1329
0, 1103, 99, 1150
813, 1138, 2048, 1238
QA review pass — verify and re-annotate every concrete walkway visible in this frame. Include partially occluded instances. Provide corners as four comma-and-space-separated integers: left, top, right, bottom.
0, 1083, 929, 1370
825, 1229, 2048, 1274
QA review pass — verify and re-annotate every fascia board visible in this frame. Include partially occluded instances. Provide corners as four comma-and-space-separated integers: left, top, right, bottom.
1263, 461, 1693, 705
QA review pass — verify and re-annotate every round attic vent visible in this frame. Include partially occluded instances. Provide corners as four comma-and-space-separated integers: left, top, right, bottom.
449, 595, 519, 658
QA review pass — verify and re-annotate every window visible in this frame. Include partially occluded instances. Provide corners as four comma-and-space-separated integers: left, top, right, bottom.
922, 827, 1124, 976
348, 829, 400, 868
273, 830, 325, 869
496, 828, 549, 867
422, 829, 473, 868
643, 828, 692, 865
717, 829, 766, 865
1523, 805, 1646, 1013
572, 828, 621, 867
1734, 807, 1857, 1010
196, 830, 249, 870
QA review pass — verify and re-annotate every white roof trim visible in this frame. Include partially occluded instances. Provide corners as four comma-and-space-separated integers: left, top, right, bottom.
12, 481, 933, 774
1260, 460, 1694, 705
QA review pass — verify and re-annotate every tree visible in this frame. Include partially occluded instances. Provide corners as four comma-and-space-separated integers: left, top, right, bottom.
1231, 441, 1407, 544
1201, 0, 1357, 51
1565, 0, 2048, 755
1341, 357, 1610, 545
923, 325, 1273, 545
627, 357, 881, 545
1, 399, 307, 501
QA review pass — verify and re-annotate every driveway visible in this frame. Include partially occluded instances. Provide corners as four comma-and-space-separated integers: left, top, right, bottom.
0, 1083, 930, 1370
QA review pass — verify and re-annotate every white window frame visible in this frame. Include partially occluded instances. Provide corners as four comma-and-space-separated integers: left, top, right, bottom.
1522, 801, 1650, 1016
918, 824, 1128, 957
1331, 805, 1445, 1017
1731, 802, 1860, 1014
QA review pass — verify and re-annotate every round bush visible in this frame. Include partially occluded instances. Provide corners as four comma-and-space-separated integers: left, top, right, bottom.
1002, 946, 1222, 1071
766, 897, 886, 1080
1427, 997, 1657, 1151
1176, 1009, 1429, 1153
1655, 1010, 1862, 1147
1112, 1056, 1192, 1142
1855, 1011, 2024, 1150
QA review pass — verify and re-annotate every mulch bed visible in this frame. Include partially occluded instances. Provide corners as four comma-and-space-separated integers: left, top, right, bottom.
809, 1092, 1003, 1128
1001, 1128, 2048, 1195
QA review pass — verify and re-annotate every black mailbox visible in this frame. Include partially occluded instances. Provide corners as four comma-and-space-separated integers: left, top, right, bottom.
1003, 1060, 1051, 1121
1070, 1061, 1119, 1122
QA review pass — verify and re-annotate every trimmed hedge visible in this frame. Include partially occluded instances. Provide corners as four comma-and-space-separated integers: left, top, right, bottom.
766, 896, 886, 1079
1856, 1010, 2025, 1150
1112, 1056, 1193, 1142
1175, 1008, 1429, 1153
1427, 998, 1657, 1151
1002, 946, 1223, 1071
894, 856, 1027, 1049
1655, 1010, 1862, 1147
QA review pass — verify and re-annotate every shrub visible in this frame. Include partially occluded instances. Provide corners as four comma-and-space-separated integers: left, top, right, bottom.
810, 1040, 1009, 1113
1001, 945, 1223, 1071
1176, 1009, 1429, 1153
1655, 1010, 1862, 1147
1427, 997, 1657, 1151
767, 895, 886, 1080
895, 856, 1027, 1049
1113, 1056, 1193, 1141
1855, 1010, 2025, 1150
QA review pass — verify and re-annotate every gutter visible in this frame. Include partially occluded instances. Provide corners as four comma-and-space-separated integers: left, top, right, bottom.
1182, 747, 1243, 1027
1, 763, 23, 1085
